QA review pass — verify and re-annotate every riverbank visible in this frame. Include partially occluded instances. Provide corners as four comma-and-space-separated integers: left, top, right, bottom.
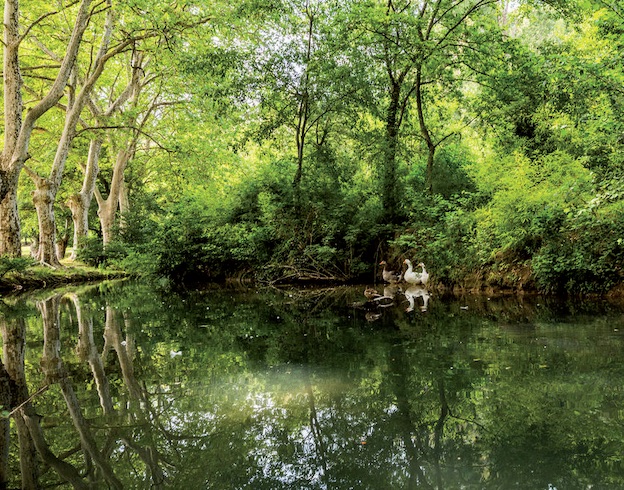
2, 258, 622, 299
0, 262, 127, 295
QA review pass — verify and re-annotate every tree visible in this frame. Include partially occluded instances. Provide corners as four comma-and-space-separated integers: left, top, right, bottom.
87, 2, 211, 251
242, 0, 355, 210
23, 1, 133, 266
348, 0, 500, 223
94, 50, 152, 247
1, 0, 94, 257
67, 48, 144, 259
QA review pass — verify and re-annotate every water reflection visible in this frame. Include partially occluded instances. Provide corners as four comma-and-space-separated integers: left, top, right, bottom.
356, 283, 430, 318
403, 285, 430, 312
0, 281, 623, 488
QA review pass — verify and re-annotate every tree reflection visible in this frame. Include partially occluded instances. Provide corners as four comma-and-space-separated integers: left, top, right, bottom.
0, 289, 169, 488
39, 293, 123, 488
0, 312, 38, 488
0, 283, 623, 488
72, 293, 113, 415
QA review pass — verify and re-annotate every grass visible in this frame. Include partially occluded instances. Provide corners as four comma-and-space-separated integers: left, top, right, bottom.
0, 247, 127, 294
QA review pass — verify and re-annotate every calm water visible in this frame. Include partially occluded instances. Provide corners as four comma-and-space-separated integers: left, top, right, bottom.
1, 279, 624, 489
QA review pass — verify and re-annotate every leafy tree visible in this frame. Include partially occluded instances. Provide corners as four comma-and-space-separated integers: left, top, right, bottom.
1, 0, 95, 257
345, 0, 501, 224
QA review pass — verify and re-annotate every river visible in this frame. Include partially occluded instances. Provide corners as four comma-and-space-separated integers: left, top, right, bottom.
1, 279, 623, 488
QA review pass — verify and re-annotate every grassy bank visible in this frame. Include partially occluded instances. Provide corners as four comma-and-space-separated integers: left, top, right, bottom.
0, 258, 127, 295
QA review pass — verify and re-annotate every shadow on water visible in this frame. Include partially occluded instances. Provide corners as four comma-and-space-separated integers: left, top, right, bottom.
1, 280, 624, 488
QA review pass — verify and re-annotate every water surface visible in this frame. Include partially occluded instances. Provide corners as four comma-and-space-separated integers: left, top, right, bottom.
1, 280, 623, 488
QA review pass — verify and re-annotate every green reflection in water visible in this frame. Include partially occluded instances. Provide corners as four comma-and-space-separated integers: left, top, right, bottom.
1, 280, 624, 489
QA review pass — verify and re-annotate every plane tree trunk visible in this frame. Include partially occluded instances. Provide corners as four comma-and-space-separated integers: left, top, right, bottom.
96, 148, 134, 246
68, 139, 102, 260
30, 175, 61, 266
0, 169, 21, 257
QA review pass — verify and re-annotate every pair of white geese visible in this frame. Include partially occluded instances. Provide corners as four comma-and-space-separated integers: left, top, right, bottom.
380, 259, 429, 286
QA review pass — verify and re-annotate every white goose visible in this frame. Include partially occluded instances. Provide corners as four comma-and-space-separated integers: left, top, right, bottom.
403, 259, 429, 286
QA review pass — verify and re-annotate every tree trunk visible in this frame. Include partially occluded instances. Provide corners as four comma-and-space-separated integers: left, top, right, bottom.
415, 67, 436, 195
68, 139, 102, 259
96, 149, 132, 246
0, 168, 21, 256
97, 194, 117, 247
67, 193, 90, 259
118, 178, 130, 230
55, 216, 70, 260
292, 5, 314, 216
383, 81, 401, 225
29, 235, 38, 259
32, 178, 61, 267
1, 0, 24, 257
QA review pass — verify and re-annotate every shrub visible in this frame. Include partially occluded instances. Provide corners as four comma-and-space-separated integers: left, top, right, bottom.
472, 150, 593, 265
0, 256, 35, 278
75, 237, 106, 267
532, 183, 624, 293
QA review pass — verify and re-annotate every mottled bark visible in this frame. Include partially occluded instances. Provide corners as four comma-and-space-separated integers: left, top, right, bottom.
1, 0, 24, 256
96, 145, 137, 245
2, 0, 21, 159
68, 139, 102, 259
29, 235, 38, 259
0, 168, 21, 256
31, 176, 61, 266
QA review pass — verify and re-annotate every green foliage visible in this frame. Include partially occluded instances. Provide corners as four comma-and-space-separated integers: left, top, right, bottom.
532, 181, 624, 293
148, 192, 273, 283
75, 237, 108, 268
391, 191, 481, 286
0, 256, 35, 278
10, 0, 623, 295
471, 151, 593, 261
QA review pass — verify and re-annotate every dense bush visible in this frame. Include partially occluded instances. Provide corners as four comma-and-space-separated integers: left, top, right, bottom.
75, 236, 107, 267
532, 183, 624, 293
